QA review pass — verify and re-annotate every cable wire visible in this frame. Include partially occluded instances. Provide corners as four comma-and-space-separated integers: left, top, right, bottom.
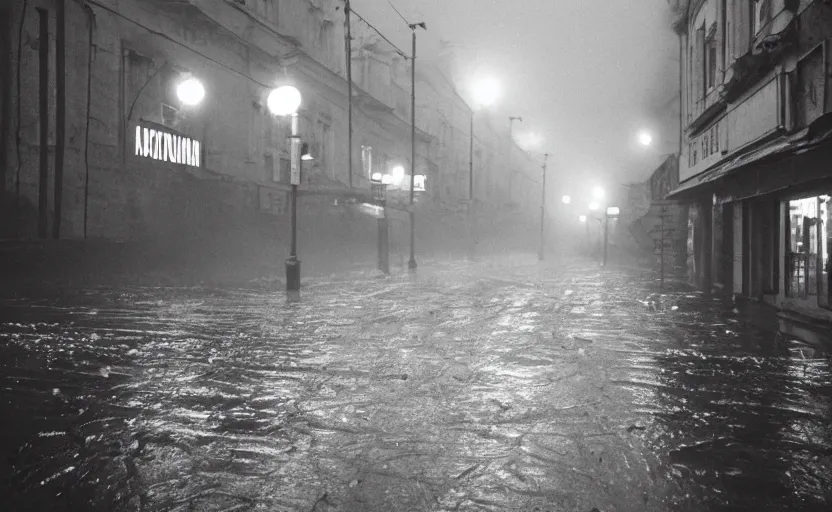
349, 7, 408, 59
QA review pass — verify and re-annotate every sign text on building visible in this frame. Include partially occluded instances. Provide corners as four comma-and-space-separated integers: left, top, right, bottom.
135, 124, 201, 167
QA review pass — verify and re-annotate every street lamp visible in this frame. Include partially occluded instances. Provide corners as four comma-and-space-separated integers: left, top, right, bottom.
579, 215, 587, 222
589, 201, 600, 211
267, 85, 303, 291
562, 195, 572, 205
407, 21, 427, 271
638, 130, 653, 147
176, 77, 205, 106
592, 186, 605, 200
469, 78, 500, 260
603, 206, 620, 267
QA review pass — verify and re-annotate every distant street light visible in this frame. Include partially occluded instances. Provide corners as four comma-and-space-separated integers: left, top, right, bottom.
638, 130, 653, 146
392, 165, 405, 187
579, 215, 587, 223
176, 77, 205, 106
589, 201, 600, 211
592, 186, 605, 200
606, 206, 620, 216
562, 195, 572, 205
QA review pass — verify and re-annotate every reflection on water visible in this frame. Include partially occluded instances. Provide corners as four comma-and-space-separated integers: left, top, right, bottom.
0, 262, 831, 511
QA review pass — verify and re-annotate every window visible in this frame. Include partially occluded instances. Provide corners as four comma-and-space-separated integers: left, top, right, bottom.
706, 35, 718, 90
752, 0, 771, 36
786, 195, 832, 307
361, 145, 373, 179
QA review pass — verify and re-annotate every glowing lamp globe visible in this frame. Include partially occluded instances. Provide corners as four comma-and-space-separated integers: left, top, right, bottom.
589, 201, 600, 211
392, 165, 405, 182
562, 195, 572, 205
638, 131, 653, 146
176, 78, 205, 106
579, 215, 587, 223
267, 85, 302, 116
473, 78, 500, 108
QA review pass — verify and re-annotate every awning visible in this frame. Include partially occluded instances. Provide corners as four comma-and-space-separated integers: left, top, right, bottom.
668, 119, 832, 201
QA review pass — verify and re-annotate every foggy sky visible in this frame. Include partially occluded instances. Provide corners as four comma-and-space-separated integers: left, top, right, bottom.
350, 0, 681, 202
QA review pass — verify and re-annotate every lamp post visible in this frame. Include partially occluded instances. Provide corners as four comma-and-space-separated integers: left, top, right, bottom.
538, 153, 549, 261
267, 85, 303, 291
468, 78, 500, 259
408, 21, 426, 271
603, 206, 620, 267
371, 173, 389, 274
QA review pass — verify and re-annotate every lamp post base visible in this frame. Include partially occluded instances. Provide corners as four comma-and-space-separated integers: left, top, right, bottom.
408, 258, 417, 270
285, 257, 301, 291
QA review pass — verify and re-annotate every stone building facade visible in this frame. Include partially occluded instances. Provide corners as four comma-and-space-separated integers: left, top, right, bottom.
668, 0, 832, 341
0, 0, 542, 255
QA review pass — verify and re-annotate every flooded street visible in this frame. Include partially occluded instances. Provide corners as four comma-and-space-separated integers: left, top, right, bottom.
1, 255, 831, 511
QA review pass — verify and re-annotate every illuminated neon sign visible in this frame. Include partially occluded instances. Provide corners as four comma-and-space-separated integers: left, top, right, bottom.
134, 125, 201, 167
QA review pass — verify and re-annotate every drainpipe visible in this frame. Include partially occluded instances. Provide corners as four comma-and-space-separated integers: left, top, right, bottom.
54, 0, 66, 239
37, 7, 48, 239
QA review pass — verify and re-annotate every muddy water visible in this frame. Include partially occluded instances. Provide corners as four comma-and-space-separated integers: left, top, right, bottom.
1, 257, 831, 511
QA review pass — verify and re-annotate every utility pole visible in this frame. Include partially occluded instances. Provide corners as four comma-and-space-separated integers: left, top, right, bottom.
508, 116, 522, 205
538, 153, 549, 261
407, 21, 425, 270
344, 1, 353, 188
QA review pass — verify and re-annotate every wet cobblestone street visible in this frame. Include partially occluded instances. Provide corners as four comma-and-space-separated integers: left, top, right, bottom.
1, 254, 831, 511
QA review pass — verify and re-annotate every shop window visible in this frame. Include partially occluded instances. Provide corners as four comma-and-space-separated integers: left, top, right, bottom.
821, 195, 831, 308
786, 195, 831, 305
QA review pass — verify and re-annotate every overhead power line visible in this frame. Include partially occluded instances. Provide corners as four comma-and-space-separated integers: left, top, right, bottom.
349, 7, 409, 59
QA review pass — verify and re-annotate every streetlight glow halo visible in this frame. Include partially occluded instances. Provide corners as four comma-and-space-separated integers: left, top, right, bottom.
267, 85, 302, 116
562, 195, 572, 205
176, 77, 206, 106
638, 130, 653, 146
472, 77, 500, 109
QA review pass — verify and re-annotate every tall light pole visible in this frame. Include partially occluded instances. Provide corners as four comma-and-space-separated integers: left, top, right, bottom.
267, 85, 303, 291
468, 78, 500, 258
538, 153, 549, 261
508, 116, 522, 205
408, 21, 426, 270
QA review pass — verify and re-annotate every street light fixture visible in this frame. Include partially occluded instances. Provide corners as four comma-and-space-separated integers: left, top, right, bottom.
638, 130, 653, 147
562, 195, 572, 205
267, 84, 303, 291
592, 186, 605, 200
267, 85, 302, 117
589, 201, 600, 211
176, 77, 206, 106
579, 215, 587, 222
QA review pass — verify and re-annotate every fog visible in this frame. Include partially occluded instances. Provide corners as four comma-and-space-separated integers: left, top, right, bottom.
351, 0, 681, 198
